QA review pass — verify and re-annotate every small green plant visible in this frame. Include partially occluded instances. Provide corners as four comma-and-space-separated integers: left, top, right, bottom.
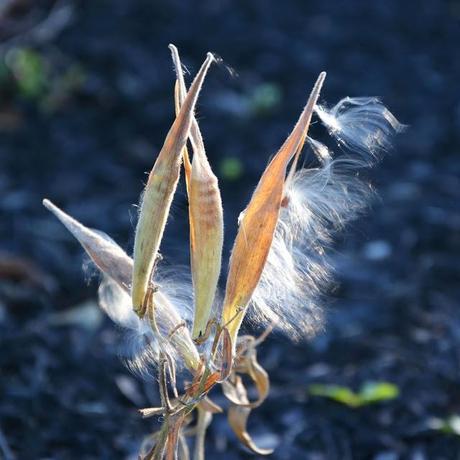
2, 46, 85, 111
43, 45, 403, 459
308, 381, 399, 408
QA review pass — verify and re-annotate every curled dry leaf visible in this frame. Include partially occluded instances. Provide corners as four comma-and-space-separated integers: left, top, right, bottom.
221, 72, 326, 342
225, 346, 270, 408
170, 44, 224, 340
132, 51, 215, 315
227, 375, 274, 456
222, 348, 269, 409
245, 350, 269, 407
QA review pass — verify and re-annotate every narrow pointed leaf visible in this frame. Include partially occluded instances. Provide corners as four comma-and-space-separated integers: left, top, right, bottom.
132, 51, 215, 315
221, 72, 326, 341
170, 44, 224, 340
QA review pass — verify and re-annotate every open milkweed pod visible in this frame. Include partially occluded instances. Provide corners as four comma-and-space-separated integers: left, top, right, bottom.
132, 51, 215, 316
221, 72, 326, 343
43, 199, 200, 371
170, 44, 224, 340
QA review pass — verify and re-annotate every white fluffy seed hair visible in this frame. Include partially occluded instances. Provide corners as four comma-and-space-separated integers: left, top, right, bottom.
249, 97, 403, 340
98, 276, 161, 378
98, 273, 196, 378
315, 97, 406, 164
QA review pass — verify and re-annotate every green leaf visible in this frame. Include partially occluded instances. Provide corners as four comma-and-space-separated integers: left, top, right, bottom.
249, 83, 282, 115
6, 48, 48, 99
309, 384, 360, 407
429, 415, 460, 436
308, 381, 399, 408
220, 157, 244, 181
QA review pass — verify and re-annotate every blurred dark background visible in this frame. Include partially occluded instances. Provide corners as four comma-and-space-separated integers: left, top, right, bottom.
0, 0, 459, 458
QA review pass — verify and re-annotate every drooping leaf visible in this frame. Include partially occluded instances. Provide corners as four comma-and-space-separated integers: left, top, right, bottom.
221, 72, 326, 342
227, 375, 273, 455
222, 348, 269, 409
245, 348, 270, 408
132, 51, 215, 315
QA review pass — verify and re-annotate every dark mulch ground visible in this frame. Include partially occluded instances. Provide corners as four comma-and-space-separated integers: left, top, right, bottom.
1, 0, 460, 458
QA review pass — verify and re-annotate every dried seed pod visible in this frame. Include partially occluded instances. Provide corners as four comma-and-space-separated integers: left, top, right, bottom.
132, 51, 215, 316
170, 44, 224, 340
43, 199, 201, 372
221, 72, 326, 342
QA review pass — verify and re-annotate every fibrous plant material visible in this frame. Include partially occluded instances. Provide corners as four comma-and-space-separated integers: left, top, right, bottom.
43, 45, 404, 459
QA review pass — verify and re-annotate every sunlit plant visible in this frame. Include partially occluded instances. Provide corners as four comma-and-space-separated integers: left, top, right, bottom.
43, 45, 403, 459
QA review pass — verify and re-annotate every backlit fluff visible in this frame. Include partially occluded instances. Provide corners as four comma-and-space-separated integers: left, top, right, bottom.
98, 272, 198, 377
315, 97, 405, 163
250, 98, 402, 339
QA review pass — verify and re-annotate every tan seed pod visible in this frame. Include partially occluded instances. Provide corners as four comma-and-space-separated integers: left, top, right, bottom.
221, 72, 326, 342
170, 44, 224, 340
43, 199, 201, 371
132, 51, 215, 316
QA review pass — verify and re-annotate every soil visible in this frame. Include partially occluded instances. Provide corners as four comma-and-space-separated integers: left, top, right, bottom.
1, 0, 459, 459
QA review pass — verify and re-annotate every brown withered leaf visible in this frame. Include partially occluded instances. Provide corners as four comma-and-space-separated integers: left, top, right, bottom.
221, 72, 326, 341
222, 375, 247, 406
170, 44, 224, 340
225, 348, 270, 408
132, 50, 215, 315
245, 349, 269, 407
227, 376, 274, 456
